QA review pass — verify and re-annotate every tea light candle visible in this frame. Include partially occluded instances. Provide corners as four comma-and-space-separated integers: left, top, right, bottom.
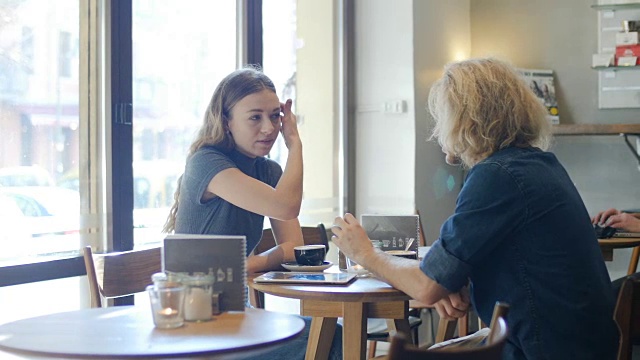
184, 287, 212, 321
157, 308, 178, 318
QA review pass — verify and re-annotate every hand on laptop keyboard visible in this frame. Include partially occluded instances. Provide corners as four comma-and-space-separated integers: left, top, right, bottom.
594, 224, 617, 239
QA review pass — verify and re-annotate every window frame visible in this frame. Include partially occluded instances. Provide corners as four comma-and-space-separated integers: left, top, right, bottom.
0, 0, 264, 288
0, 0, 353, 297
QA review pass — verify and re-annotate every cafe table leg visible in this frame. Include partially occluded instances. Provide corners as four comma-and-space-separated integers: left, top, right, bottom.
305, 316, 337, 360
628, 246, 640, 275
342, 302, 367, 360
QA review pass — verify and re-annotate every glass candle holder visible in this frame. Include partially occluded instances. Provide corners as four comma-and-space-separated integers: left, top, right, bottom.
147, 284, 185, 329
181, 273, 215, 322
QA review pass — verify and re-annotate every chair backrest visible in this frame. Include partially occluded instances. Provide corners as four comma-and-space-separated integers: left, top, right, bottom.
253, 224, 329, 256
83, 245, 162, 308
614, 276, 640, 360
249, 225, 328, 308
387, 302, 509, 360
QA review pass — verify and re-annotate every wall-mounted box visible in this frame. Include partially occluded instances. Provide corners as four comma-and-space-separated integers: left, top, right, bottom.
616, 44, 640, 60
596, 5, 640, 108
598, 68, 640, 108
616, 31, 639, 46
593, 53, 615, 67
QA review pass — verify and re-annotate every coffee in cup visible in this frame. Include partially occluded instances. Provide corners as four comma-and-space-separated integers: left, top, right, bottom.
385, 250, 418, 259
294, 245, 326, 266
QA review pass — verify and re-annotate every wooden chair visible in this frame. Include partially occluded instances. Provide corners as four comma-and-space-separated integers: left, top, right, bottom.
614, 276, 640, 360
252, 224, 329, 257
367, 317, 423, 358
249, 224, 328, 309
384, 302, 509, 360
83, 245, 162, 308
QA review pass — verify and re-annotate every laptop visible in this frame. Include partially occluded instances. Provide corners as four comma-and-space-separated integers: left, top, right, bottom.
612, 230, 640, 238
253, 271, 357, 285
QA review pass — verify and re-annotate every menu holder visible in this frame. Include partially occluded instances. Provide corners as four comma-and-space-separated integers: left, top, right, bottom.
163, 234, 246, 312
360, 214, 420, 253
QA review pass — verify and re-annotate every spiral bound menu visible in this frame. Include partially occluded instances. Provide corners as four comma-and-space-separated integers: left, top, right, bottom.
360, 214, 420, 253
163, 234, 246, 312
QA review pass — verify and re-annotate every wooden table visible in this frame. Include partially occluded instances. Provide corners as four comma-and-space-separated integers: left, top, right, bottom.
0, 306, 305, 359
598, 237, 640, 275
249, 269, 412, 360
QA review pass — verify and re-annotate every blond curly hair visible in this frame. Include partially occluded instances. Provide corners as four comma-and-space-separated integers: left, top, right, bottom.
428, 57, 552, 168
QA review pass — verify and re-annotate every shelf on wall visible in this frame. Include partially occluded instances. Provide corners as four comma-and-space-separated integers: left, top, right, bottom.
592, 66, 640, 70
553, 124, 640, 135
591, 2, 640, 11
554, 124, 640, 164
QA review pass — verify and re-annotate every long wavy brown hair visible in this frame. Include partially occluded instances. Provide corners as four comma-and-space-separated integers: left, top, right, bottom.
162, 67, 277, 233
428, 57, 552, 168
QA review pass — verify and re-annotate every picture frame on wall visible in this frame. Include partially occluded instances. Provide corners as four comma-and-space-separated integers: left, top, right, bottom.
519, 68, 560, 125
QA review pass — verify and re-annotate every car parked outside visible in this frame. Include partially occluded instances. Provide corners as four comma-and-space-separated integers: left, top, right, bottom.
0, 193, 32, 261
0, 187, 81, 259
57, 160, 183, 245
0, 165, 55, 187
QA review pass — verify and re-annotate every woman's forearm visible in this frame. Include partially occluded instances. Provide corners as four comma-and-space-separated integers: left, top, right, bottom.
246, 242, 297, 274
273, 141, 303, 218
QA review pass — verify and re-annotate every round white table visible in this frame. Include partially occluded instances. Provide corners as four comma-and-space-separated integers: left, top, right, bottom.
0, 306, 305, 359
249, 268, 412, 360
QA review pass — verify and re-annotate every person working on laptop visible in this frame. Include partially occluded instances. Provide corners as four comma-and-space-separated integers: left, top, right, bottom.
592, 208, 640, 233
592, 208, 640, 298
332, 58, 618, 359
163, 67, 342, 360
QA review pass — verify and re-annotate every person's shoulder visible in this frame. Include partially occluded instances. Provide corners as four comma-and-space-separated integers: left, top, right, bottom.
477, 147, 551, 169
256, 157, 283, 180
189, 146, 232, 162
470, 147, 559, 188
258, 156, 282, 170
467, 149, 525, 181
484, 146, 540, 161
193, 145, 228, 157
186, 146, 236, 175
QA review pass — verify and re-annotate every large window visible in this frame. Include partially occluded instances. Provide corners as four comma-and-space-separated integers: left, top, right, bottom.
263, 0, 343, 226
0, 0, 81, 263
131, 0, 237, 246
0, 0, 83, 325
0, 0, 348, 325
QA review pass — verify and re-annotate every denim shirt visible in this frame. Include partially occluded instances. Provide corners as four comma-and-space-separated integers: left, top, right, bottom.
421, 146, 618, 360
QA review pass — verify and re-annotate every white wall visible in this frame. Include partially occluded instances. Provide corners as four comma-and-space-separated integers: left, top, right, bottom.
470, 0, 637, 283
413, 0, 470, 243
355, 0, 633, 284
354, 0, 416, 216
353, 0, 470, 243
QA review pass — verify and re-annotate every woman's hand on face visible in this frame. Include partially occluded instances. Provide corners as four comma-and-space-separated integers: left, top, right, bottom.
592, 208, 621, 226
331, 213, 373, 263
280, 99, 301, 149
607, 212, 640, 232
